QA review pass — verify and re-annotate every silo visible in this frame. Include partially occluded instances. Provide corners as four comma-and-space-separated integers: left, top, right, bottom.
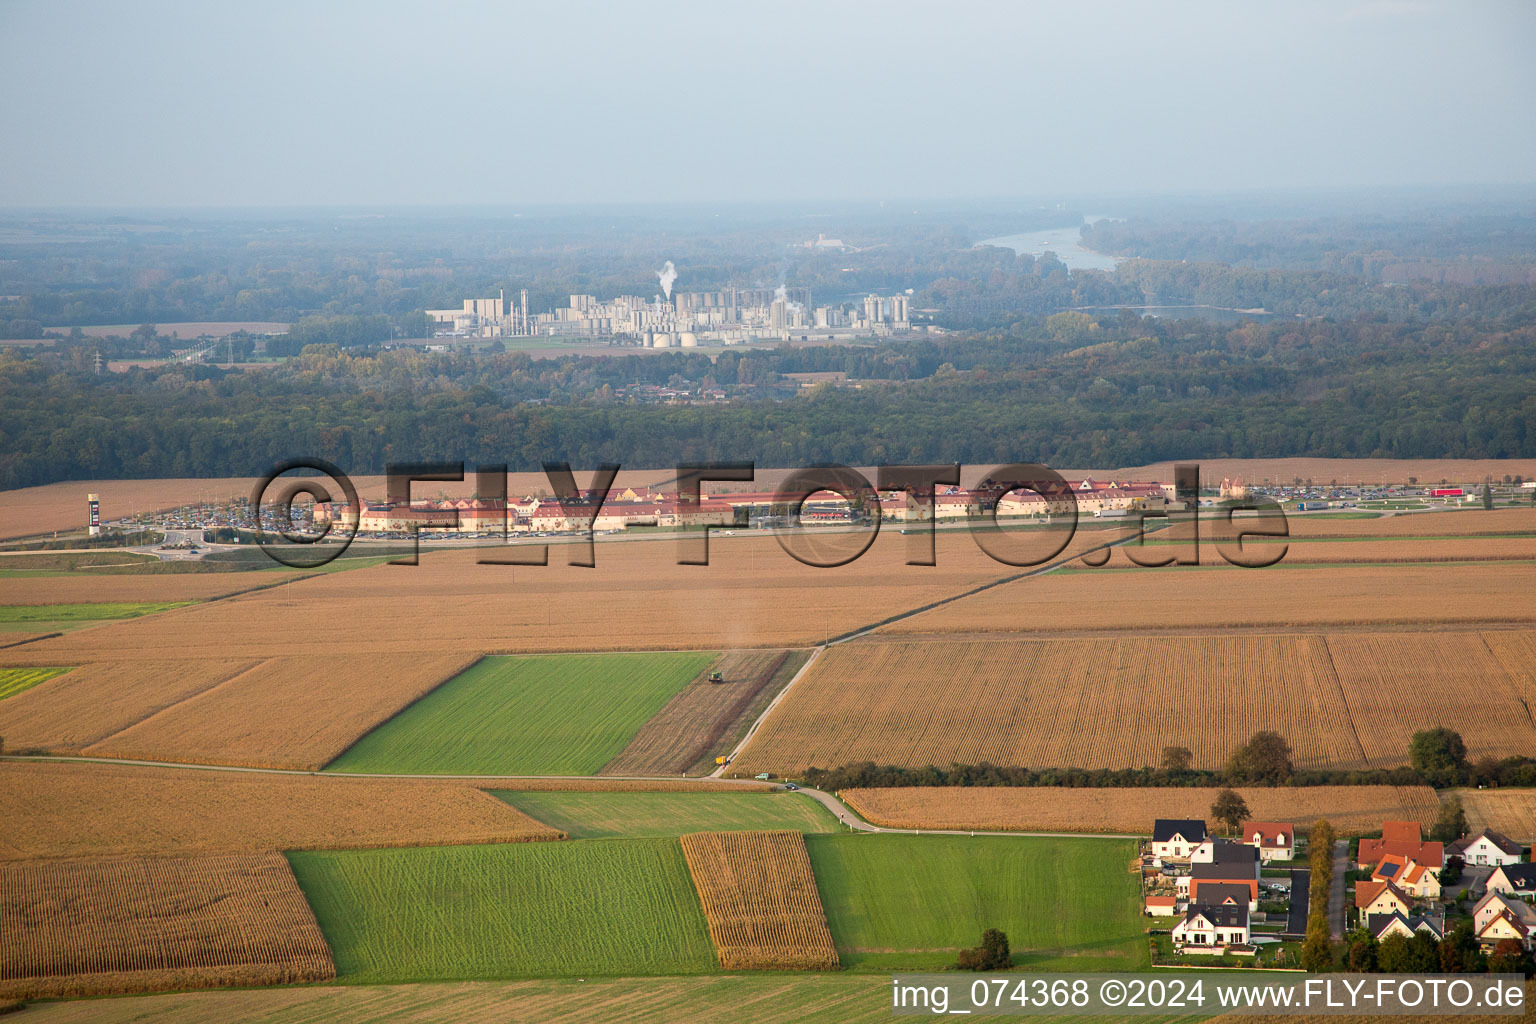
679, 332, 698, 348
652, 333, 673, 348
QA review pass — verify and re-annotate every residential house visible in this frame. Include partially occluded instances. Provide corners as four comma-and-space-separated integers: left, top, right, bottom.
1366, 911, 1445, 942
1355, 881, 1413, 919
1357, 821, 1444, 876
1172, 903, 1250, 950
1473, 891, 1536, 951
1371, 853, 1442, 900
1152, 819, 1208, 864
1187, 845, 1261, 909
1144, 895, 1178, 917
1241, 821, 1297, 864
1449, 830, 1525, 867
1486, 863, 1536, 899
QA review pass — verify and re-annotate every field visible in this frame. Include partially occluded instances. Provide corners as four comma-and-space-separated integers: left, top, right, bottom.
1211, 981, 1536, 1024
839, 786, 1442, 837
287, 840, 717, 981
806, 834, 1145, 972
0, 573, 308, 606
680, 831, 839, 970
77, 653, 478, 771
599, 650, 804, 776
0, 852, 334, 999
0, 602, 188, 622
0, 531, 1025, 662
1121, 536, 1536, 569
494, 790, 838, 839
1451, 788, 1536, 840
329, 652, 713, 775
0, 667, 69, 702
1106, 457, 1536, 486
0, 760, 563, 860
881, 562, 1536, 636
731, 631, 1536, 776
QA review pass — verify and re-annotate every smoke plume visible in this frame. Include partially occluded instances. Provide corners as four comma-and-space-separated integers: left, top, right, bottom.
657, 261, 678, 301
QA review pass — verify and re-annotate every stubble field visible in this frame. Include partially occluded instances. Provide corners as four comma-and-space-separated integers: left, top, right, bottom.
1451, 788, 1536, 840
839, 786, 1443, 836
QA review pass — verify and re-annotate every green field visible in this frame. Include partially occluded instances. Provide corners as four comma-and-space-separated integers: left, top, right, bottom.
806, 835, 1147, 972
0, 665, 72, 701
494, 789, 841, 839
0, 601, 190, 622
287, 840, 716, 981
328, 652, 713, 775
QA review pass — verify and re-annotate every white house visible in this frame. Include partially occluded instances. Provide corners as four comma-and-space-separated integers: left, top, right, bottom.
1172, 903, 1250, 950
1367, 911, 1445, 942
1473, 892, 1536, 951
1449, 830, 1524, 867
1486, 863, 1536, 899
1152, 819, 1208, 864
1240, 821, 1297, 864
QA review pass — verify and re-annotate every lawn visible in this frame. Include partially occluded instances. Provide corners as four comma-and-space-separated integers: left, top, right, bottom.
0, 601, 190, 622
805, 834, 1147, 972
0, 666, 72, 701
286, 840, 716, 981
493, 789, 841, 839
327, 652, 714, 775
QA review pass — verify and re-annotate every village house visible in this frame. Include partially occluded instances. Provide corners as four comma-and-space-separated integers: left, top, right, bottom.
1357, 821, 1444, 875
1240, 821, 1296, 864
1172, 903, 1250, 950
1366, 911, 1445, 942
1370, 852, 1442, 900
1152, 819, 1208, 865
1472, 891, 1536, 951
1448, 830, 1525, 867
1355, 880, 1414, 919
1486, 863, 1536, 899
1182, 842, 1261, 909
1143, 895, 1178, 917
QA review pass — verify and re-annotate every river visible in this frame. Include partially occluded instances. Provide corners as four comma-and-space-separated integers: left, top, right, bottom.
975, 215, 1119, 272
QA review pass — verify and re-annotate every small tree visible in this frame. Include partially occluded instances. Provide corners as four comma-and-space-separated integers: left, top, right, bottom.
1482, 480, 1494, 510
1211, 789, 1250, 835
1161, 745, 1193, 774
956, 928, 1012, 971
1344, 929, 1378, 972
1488, 938, 1534, 977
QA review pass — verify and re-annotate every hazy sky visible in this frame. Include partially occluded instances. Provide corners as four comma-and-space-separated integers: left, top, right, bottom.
1, 0, 1533, 206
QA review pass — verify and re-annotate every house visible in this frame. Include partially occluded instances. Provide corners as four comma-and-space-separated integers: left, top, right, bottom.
1152, 819, 1209, 864
1366, 911, 1445, 942
1371, 853, 1442, 900
1355, 880, 1413, 918
1192, 837, 1262, 865
1449, 830, 1525, 867
1194, 882, 1254, 909
1357, 822, 1444, 875
1486, 863, 1536, 898
1144, 895, 1178, 917
1188, 847, 1261, 909
1172, 903, 1250, 950
1473, 892, 1536, 950
1241, 821, 1296, 863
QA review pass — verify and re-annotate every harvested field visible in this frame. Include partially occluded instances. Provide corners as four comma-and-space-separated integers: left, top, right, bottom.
0, 977, 930, 1024
1449, 789, 1536, 842
0, 572, 308, 606
840, 786, 1441, 837
0, 852, 334, 999
0, 635, 56, 651
731, 632, 1536, 775
1106, 458, 1536, 487
79, 653, 477, 771
1212, 981, 1536, 1024
0, 760, 563, 860
7, 530, 1025, 660
0, 660, 257, 753
881, 562, 1536, 637
600, 650, 799, 776
1112, 535, 1536, 569
496, 790, 837, 839
680, 831, 839, 971
1280, 507, 1535, 539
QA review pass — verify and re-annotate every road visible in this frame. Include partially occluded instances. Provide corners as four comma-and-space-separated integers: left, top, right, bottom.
1285, 868, 1310, 936
1329, 840, 1348, 939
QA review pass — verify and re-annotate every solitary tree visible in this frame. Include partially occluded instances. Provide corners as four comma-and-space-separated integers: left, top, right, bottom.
1429, 795, 1469, 845
1161, 746, 1194, 774
1482, 479, 1494, 510
956, 928, 1012, 971
1211, 789, 1250, 835
1409, 727, 1468, 783
1225, 731, 1294, 783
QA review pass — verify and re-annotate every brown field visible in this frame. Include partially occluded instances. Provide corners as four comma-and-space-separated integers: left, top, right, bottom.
0, 660, 259, 753
1, 531, 1023, 663
1125, 536, 1536, 569
881, 562, 1536, 637
1213, 981, 1536, 1024
0, 572, 308, 606
1107, 457, 1536, 487
1281, 508, 1535, 538
0, 635, 55, 651
0, 760, 562, 860
600, 650, 796, 776
730, 631, 1536, 776
1450, 788, 1536, 842
77, 652, 477, 771
0, 976, 901, 1024
0, 852, 334, 999
840, 786, 1442, 837
679, 831, 839, 971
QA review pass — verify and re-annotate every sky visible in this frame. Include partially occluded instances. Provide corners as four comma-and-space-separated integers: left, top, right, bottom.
1, 0, 1533, 207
